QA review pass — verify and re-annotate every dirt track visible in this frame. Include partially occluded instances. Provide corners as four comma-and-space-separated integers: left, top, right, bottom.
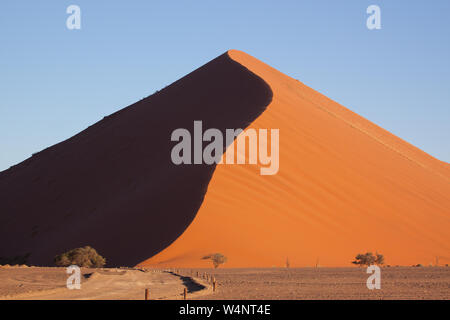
0, 267, 209, 300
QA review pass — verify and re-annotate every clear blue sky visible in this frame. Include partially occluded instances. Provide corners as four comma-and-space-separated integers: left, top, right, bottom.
1, 0, 449, 171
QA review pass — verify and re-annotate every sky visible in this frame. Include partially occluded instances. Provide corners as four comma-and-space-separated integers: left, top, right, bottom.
1, 0, 449, 171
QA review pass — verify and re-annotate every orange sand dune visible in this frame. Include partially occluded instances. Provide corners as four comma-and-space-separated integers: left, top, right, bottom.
1, 50, 449, 268
141, 50, 450, 268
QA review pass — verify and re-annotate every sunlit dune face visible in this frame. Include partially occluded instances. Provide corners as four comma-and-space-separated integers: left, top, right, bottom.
141, 50, 450, 268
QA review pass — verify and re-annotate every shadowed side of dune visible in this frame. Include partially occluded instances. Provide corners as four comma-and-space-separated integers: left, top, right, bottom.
0, 52, 273, 266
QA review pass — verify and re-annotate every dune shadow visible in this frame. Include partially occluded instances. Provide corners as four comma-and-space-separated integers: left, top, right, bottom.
0, 51, 273, 267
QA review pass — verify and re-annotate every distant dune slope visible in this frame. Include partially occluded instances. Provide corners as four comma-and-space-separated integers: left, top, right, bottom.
0, 52, 272, 266
141, 50, 450, 268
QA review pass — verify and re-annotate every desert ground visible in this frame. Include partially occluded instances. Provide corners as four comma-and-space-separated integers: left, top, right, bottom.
1, 266, 448, 300
0, 266, 210, 300
197, 267, 450, 300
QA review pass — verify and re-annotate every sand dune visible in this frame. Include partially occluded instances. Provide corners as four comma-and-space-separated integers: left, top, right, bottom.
1, 50, 449, 268
0, 52, 271, 266
140, 50, 450, 268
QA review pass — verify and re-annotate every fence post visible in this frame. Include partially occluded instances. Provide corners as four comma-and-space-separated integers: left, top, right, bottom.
145, 288, 149, 300
183, 287, 187, 300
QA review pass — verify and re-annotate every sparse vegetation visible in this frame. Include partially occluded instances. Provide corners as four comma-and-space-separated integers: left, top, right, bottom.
352, 252, 384, 267
202, 253, 227, 268
54, 246, 105, 268
0, 253, 31, 265
375, 252, 384, 265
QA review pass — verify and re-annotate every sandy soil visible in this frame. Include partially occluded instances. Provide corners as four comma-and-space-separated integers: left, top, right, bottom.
0, 266, 209, 300
1, 266, 448, 300
191, 267, 450, 300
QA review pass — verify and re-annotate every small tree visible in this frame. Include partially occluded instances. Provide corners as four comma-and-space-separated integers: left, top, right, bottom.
352, 252, 380, 267
202, 253, 227, 268
54, 246, 106, 268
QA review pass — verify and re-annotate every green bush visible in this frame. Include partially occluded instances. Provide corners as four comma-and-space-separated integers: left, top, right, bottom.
54, 246, 106, 268
202, 253, 227, 268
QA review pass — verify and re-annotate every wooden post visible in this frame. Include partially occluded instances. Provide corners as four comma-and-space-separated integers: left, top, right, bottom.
183, 288, 187, 300
213, 279, 216, 292
145, 288, 149, 300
